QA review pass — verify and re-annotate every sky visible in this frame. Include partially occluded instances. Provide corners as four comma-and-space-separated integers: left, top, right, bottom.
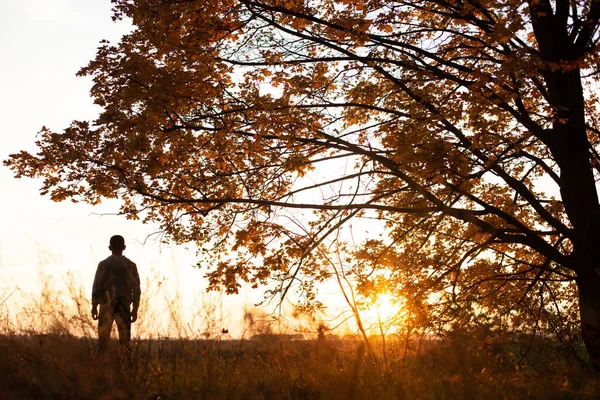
0, 0, 260, 337
0, 0, 396, 339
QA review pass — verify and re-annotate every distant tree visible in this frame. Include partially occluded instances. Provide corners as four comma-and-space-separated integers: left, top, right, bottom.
7, 0, 600, 367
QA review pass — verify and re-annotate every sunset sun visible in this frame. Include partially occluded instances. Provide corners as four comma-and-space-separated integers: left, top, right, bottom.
361, 293, 403, 329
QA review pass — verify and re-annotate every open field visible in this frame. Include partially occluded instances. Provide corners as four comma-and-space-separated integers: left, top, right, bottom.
1, 271, 598, 399
1, 332, 599, 400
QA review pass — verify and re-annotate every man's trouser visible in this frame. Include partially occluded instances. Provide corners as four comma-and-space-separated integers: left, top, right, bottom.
97, 300, 132, 354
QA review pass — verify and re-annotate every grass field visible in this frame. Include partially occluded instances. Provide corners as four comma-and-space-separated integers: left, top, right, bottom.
1, 273, 599, 399
1, 331, 599, 399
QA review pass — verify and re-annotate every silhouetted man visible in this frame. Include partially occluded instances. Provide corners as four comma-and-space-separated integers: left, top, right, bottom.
91, 235, 141, 354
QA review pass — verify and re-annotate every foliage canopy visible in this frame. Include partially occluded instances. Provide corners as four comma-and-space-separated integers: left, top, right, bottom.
7, 0, 600, 360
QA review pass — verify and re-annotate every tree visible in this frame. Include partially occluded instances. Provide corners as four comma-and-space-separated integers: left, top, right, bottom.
6, 0, 600, 367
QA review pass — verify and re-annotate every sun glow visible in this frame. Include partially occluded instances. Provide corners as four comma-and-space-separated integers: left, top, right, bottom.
360, 293, 404, 332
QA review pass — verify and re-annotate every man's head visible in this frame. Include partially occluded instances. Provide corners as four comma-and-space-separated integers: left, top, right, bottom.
109, 235, 126, 255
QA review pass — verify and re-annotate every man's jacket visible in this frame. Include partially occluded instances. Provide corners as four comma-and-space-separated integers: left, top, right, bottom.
92, 255, 141, 309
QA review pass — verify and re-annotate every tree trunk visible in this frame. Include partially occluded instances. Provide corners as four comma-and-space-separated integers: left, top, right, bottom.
577, 269, 600, 371
574, 210, 600, 370
535, 24, 600, 371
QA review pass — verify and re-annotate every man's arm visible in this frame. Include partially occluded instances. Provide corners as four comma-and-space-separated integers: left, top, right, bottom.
92, 262, 105, 306
91, 262, 104, 320
130, 261, 141, 322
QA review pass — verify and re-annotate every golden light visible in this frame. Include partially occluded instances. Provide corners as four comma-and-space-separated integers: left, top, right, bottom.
360, 293, 403, 331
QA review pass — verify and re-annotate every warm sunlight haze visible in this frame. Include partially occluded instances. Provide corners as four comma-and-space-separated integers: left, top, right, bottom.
4, 0, 600, 398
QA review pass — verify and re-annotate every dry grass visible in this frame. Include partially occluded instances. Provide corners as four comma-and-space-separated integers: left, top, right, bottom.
1, 274, 599, 399
1, 332, 599, 399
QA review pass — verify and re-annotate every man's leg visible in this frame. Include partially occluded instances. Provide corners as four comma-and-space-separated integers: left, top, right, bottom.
114, 302, 132, 350
97, 303, 113, 355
